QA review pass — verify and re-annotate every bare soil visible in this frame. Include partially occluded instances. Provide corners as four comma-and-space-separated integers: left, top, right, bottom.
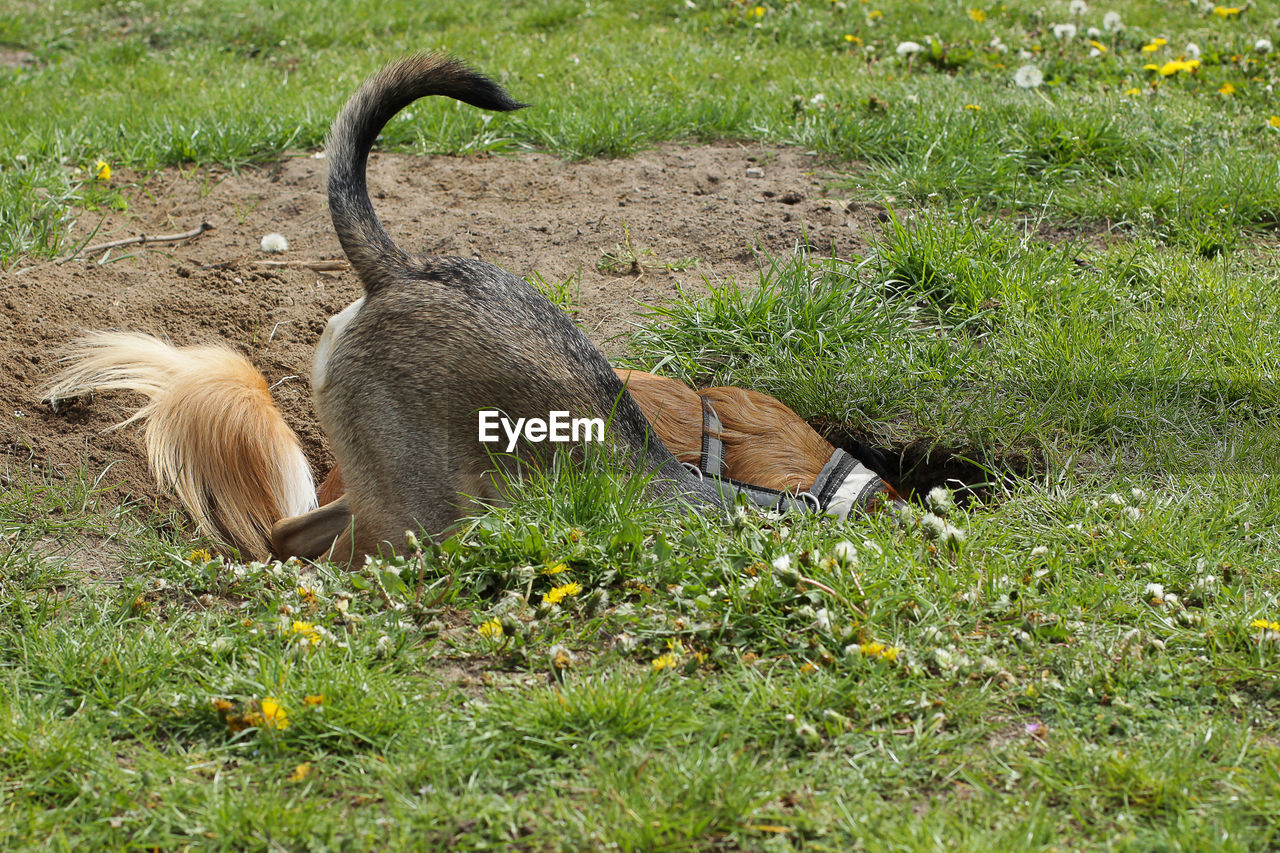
1, 142, 890, 510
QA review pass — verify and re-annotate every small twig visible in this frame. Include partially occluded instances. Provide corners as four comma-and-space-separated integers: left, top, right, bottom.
63, 221, 214, 261
254, 259, 350, 271
798, 574, 866, 618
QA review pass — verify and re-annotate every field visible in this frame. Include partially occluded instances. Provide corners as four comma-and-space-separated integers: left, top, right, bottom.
2, 0, 1279, 849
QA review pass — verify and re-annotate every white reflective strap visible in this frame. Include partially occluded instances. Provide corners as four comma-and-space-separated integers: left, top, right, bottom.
822, 463, 884, 520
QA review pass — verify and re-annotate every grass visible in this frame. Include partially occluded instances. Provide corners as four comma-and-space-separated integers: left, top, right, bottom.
3, 0, 1280, 849
2, 0, 1279, 263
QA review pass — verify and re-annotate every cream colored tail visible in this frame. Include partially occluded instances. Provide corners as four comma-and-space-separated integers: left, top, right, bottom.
42, 332, 316, 560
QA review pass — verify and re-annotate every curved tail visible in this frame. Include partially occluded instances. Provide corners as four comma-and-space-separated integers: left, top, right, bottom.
327, 54, 527, 294
41, 333, 316, 560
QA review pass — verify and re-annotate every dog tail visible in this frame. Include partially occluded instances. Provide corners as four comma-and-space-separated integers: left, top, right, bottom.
326, 54, 527, 294
41, 332, 316, 560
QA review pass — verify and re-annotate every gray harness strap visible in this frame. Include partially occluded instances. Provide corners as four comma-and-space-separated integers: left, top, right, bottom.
689, 397, 885, 518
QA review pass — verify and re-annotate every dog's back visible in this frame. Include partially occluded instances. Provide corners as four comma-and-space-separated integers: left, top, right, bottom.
317, 55, 724, 562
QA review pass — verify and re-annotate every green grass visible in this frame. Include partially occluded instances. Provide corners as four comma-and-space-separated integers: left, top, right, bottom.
2, 0, 1279, 264
4, 0, 1280, 849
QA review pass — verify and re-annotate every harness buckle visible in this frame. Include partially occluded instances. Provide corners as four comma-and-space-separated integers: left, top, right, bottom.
681, 461, 704, 481
795, 490, 822, 513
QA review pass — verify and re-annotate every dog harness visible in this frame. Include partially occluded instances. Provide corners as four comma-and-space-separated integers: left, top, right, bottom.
683, 398, 886, 518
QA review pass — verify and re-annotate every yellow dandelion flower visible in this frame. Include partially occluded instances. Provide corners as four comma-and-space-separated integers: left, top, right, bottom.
867, 9, 884, 20
652, 651, 678, 671
968, 8, 986, 22
188, 548, 213, 562
478, 618, 503, 639
1157, 59, 1199, 75
751, 5, 765, 17
290, 620, 321, 644
1212, 6, 1239, 17
964, 104, 982, 111
542, 562, 569, 576
1269, 116, 1280, 129
260, 697, 290, 730
1088, 40, 1107, 53
566, 528, 583, 542
882, 646, 902, 662
1141, 39, 1167, 54
1123, 87, 1142, 95
94, 159, 111, 181
542, 581, 583, 606
288, 762, 312, 782
1218, 82, 1236, 95
211, 698, 235, 713
800, 661, 819, 674
303, 694, 324, 705
844, 34, 862, 44
1252, 618, 1280, 631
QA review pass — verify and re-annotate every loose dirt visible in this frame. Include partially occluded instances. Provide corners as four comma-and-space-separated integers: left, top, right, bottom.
0, 142, 889, 509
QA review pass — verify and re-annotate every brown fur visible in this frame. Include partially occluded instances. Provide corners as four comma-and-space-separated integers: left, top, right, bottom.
40, 333, 314, 559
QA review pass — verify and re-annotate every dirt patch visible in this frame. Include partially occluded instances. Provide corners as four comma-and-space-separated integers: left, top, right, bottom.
1, 142, 888, 510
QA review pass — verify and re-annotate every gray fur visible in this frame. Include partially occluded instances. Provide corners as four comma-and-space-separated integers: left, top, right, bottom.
310, 53, 727, 563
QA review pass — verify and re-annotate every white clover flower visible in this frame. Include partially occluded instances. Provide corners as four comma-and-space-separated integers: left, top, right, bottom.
1069, 0, 1088, 15
1018, 48, 1034, 60
1124, 506, 1142, 522
1191, 575, 1217, 592
1087, 26, 1102, 38
896, 40, 925, 57
1144, 582, 1165, 601
862, 539, 884, 556
1052, 23, 1078, 39
1102, 11, 1123, 31
1130, 487, 1146, 502
1256, 39, 1273, 54
1108, 493, 1126, 506
813, 608, 833, 633
832, 541, 858, 565
926, 486, 956, 515
1014, 64, 1044, 88
771, 553, 792, 573
1031, 545, 1049, 557
260, 232, 289, 253
1185, 42, 1201, 60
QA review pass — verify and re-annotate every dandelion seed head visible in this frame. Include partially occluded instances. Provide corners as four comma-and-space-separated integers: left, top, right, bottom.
925, 486, 955, 515
896, 40, 925, 57
1014, 64, 1044, 88
1052, 23, 1078, 39
1069, 0, 1087, 14
1256, 39, 1273, 54
1102, 11, 1123, 30
920, 512, 948, 539
260, 232, 289, 253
